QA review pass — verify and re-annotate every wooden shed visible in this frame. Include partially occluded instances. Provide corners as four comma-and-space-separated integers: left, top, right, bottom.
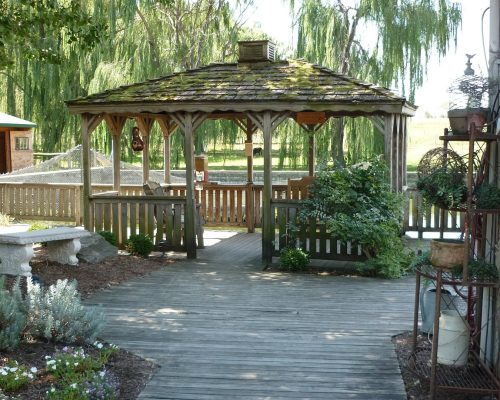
66, 40, 416, 262
0, 112, 36, 174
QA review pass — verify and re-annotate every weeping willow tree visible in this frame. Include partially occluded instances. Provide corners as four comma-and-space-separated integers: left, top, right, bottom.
0, 0, 258, 166
288, 0, 462, 165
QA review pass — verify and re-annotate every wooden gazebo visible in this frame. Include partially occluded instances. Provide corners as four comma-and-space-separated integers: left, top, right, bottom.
66, 40, 416, 263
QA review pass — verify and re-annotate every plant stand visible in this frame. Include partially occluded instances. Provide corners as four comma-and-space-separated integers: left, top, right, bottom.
409, 265, 500, 399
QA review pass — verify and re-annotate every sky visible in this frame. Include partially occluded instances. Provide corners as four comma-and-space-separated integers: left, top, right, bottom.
243, 0, 491, 117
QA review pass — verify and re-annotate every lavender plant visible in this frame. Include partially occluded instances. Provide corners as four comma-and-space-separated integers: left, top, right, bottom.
25, 279, 105, 344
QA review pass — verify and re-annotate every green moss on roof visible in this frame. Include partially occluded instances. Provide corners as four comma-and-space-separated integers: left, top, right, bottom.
67, 59, 405, 106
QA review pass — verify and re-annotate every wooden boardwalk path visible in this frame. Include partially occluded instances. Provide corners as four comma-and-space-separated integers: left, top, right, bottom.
88, 231, 415, 399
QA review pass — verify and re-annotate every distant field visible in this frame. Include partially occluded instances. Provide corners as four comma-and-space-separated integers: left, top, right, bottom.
407, 117, 468, 170
121, 117, 461, 171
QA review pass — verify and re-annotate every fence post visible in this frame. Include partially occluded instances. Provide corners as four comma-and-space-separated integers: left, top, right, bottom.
246, 183, 255, 233
74, 185, 82, 226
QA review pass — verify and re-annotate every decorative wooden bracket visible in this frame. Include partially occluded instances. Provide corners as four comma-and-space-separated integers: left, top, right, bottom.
234, 117, 258, 134
170, 112, 206, 134
104, 115, 128, 136
83, 113, 104, 135
156, 116, 178, 138
135, 116, 155, 136
246, 111, 290, 133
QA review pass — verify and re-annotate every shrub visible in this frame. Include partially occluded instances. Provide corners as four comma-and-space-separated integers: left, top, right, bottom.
280, 247, 310, 272
28, 222, 50, 231
98, 231, 117, 247
299, 158, 411, 278
125, 234, 154, 257
0, 277, 26, 351
25, 279, 105, 344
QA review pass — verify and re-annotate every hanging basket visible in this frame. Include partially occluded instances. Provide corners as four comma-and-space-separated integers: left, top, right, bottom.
430, 239, 466, 270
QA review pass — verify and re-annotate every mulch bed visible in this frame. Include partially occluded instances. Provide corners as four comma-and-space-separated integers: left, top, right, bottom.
0, 247, 174, 399
393, 331, 496, 399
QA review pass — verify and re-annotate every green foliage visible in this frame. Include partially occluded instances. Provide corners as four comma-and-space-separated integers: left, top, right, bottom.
416, 169, 467, 209
25, 279, 105, 344
475, 183, 500, 209
0, 213, 13, 226
0, 0, 107, 70
452, 258, 499, 282
0, 361, 36, 393
468, 259, 499, 281
0, 277, 26, 351
293, 0, 461, 162
279, 247, 310, 272
300, 158, 411, 278
125, 234, 154, 257
45, 343, 119, 400
98, 231, 117, 247
409, 251, 431, 272
28, 222, 50, 231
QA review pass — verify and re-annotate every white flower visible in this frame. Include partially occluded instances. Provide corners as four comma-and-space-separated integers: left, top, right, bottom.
30, 367, 37, 373
70, 383, 77, 389
46, 360, 56, 366
52, 365, 56, 370
99, 371, 105, 377
51, 387, 56, 392
28, 373, 34, 379
9, 367, 18, 372
74, 362, 79, 367
0, 370, 7, 376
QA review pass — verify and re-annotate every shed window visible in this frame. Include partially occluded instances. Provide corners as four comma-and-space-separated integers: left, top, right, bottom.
15, 137, 29, 150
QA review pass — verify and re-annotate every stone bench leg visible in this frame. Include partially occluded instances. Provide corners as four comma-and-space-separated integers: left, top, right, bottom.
0, 244, 33, 276
47, 238, 81, 265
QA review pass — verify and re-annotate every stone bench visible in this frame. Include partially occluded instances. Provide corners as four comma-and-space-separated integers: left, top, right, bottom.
0, 227, 90, 277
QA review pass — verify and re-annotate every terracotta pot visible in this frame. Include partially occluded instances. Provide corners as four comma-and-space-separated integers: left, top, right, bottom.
430, 239, 466, 270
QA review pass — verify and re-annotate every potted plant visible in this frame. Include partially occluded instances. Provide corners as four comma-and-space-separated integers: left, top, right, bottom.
475, 182, 500, 209
447, 55, 491, 134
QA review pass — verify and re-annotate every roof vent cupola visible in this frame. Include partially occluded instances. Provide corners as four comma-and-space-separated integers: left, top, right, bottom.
238, 40, 276, 63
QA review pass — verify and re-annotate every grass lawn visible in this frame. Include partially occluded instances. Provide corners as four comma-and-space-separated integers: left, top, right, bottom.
130, 117, 462, 172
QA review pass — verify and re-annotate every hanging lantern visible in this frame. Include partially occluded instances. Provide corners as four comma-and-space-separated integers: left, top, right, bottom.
131, 127, 144, 151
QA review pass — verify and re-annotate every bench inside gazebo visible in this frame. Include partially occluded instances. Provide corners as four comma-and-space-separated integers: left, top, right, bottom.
66, 40, 415, 263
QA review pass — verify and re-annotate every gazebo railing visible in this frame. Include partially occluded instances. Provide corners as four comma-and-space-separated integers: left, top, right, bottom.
271, 199, 366, 261
89, 193, 189, 251
0, 183, 464, 238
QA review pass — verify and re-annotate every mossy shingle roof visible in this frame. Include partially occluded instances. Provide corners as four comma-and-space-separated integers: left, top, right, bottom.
67, 59, 414, 115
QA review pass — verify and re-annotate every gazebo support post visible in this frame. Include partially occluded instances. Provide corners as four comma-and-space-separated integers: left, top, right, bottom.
81, 113, 103, 229
246, 118, 255, 233
308, 132, 315, 177
136, 117, 155, 183
172, 113, 206, 259
384, 114, 396, 190
262, 113, 273, 263
157, 117, 178, 185
105, 115, 128, 192
248, 111, 289, 264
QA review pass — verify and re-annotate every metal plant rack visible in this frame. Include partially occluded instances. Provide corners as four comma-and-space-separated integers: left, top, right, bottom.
409, 124, 500, 399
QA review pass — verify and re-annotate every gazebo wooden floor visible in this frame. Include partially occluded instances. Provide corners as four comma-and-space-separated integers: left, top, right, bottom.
88, 231, 415, 399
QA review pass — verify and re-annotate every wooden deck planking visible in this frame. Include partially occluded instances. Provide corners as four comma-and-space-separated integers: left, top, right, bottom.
88, 231, 415, 400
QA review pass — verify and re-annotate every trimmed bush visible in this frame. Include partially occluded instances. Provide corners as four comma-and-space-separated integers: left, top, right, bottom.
98, 231, 117, 247
280, 247, 310, 272
125, 234, 154, 257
